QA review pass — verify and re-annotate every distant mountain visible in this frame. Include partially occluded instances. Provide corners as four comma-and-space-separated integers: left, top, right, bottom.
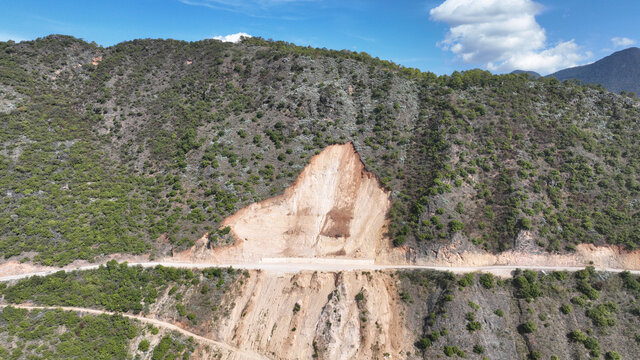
510, 69, 541, 78
549, 47, 640, 94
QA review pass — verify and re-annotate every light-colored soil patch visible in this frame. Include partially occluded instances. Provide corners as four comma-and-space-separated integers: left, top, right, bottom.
425, 240, 640, 271
175, 142, 396, 263
0, 253, 150, 278
213, 270, 409, 359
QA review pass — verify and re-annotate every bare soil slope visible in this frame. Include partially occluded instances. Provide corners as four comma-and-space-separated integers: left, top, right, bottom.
179, 143, 394, 263
210, 270, 409, 360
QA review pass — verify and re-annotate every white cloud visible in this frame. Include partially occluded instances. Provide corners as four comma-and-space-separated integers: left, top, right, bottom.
430, 0, 589, 74
212, 32, 252, 43
611, 37, 635, 48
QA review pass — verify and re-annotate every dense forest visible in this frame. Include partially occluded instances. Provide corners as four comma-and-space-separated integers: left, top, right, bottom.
0, 35, 639, 265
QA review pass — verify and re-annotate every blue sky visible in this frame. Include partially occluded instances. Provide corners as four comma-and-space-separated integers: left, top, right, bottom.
0, 0, 638, 75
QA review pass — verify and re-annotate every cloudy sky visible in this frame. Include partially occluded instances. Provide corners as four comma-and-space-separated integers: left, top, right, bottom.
1, 0, 638, 75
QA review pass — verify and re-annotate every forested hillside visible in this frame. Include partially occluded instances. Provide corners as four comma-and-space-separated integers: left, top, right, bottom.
1, 35, 639, 266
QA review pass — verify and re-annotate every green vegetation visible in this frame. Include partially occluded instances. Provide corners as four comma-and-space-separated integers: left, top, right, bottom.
402, 268, 640, 360
479, 273, 495, 289
1, 35, 639, 264
2, 261, 232, 310
443, 345, 466, 357
569, 330, 602, 357
520, 321, 536, 333
586, 302, 617, 327
0, 306, 191, 360
0, 261, 240, 324
513, 269, 542, 300
151, 335, 194, 360
457, 273, 474, 287
605, 350, 622, 360
138, 339, 150, 352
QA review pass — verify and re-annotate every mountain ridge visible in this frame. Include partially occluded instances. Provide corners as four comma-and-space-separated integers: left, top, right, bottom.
549, 47, 640, 94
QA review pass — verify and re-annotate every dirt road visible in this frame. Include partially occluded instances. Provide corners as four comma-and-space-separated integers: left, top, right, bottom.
2, 257, 639, 282
0, 303, 268, 360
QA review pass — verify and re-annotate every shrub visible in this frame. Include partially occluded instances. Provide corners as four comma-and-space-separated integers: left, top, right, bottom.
449, 220, 464, 233
176, 304, 186, 317
605, 351, 622, 360
568, 330, 587, 343
519, 217, 532, 230
443, 345, 465, 357
400, 291, 411, 302
415, 337, 432, 350
479, 273, 495, 289
552, 271, 567, 281
560, 303, 572, 314
473, 345, 485, 354
586, 303, 617, 327
467, 321, 482, 332
577, 280, 600, 300
458, 273, 474, 287
520, 321, 536, 333
138, 339, 150, 352
494, 309, 504, 317
513, 272, 542, 299
571, 295, 587, 308
583, 337, 601, 357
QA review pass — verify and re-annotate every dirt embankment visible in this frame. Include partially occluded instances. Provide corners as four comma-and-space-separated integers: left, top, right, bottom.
175, 142, 398, 263
422, 232, 640, 271
211, 270, 409, 359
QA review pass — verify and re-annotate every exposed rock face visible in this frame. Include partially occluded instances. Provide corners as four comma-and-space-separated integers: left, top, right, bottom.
216, 142, 391, 261
212, 270, 407, 360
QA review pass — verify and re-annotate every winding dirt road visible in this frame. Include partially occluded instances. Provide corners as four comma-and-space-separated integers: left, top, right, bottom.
0, 303, 268, 360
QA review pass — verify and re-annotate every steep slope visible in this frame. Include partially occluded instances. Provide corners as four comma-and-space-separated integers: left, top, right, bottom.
218, 142, 390, 260
213, 270, 407, 359
550, 47, 640, 94
1, 35, 639, 269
